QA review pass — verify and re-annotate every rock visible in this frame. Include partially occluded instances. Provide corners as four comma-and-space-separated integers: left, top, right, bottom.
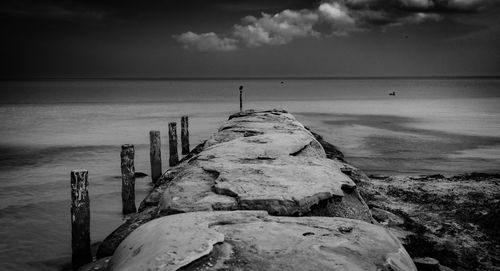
227, 108, 288, 120
439, 265, 455, 271
337, 225, 353, 233
137, 182, 167, 212
414, 257, 440, 271
414, 174, 445, 181
371, 207, 405, 226
96, 207, 157, 259
77, 257, 111, 271
362, 174, 500, 270
307, 129, 345, 161
451, 172, 500, 181
178, 140, 206, 164
159, 109, 372, 221
160, 166, 237, 214
134, 172, 148, 178
108, 211, 417, 271
369, 174, 390, 180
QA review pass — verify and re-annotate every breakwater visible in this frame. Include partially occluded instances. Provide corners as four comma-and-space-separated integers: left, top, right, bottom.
80, 109, 416, 271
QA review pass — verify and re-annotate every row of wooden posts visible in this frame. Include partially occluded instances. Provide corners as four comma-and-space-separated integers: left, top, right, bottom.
70, 116, 190, 270
70, 86, 244, 270
149, 117, 189, 184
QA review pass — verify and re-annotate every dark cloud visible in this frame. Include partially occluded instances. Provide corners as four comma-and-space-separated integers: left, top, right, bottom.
0, 0, 320, 22
345, 0, 494, 13
0, 0, 106, 22
215, 1, 314, 12
344, 0, 497, 27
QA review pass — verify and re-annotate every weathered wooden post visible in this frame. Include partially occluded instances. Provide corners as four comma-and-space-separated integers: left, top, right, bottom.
239, 85, 243, 112
181, 116, 189, 155
168, 122, 179, 166
121, 144, 136, 215
70, 170, 92, 270
149, 131, 162, 183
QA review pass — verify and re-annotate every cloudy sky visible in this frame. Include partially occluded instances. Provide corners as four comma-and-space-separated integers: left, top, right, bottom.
1, 0, 499, 78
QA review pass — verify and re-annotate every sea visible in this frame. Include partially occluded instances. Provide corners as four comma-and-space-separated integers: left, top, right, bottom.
0, 78, 499, 270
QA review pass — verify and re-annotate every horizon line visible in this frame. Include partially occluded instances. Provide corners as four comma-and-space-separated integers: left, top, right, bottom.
1, 75, 500, 81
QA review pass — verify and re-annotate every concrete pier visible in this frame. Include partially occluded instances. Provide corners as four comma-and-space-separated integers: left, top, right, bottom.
87, 109, 416, 271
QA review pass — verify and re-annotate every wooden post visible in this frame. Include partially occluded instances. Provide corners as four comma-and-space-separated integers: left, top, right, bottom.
149, 131, 162, 183
121, 144, 136, 215
168, 122, 179, 167
181, 116, 189, 155
70, 170, 92, 270
239, 85, 243, 112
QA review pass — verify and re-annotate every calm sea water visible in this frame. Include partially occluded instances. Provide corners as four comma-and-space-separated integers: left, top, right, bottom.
0, 78, 499, 270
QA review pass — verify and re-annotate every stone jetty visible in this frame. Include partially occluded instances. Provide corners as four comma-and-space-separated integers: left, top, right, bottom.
85, 109, 416, 271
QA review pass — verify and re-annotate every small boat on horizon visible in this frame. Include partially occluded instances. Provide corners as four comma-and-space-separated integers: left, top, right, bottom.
389, 91, 396, 96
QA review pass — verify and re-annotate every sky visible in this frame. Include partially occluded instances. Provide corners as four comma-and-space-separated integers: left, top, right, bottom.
1, 0, 500, 78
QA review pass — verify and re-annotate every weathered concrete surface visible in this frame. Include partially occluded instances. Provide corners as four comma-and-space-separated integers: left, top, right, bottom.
160, 109, 372, 221
108, 211, 416, 271
97, 109, 373, 260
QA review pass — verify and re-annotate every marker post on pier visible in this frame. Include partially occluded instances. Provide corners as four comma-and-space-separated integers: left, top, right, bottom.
120, 144, 136, 215
70, 169, 92, 270
239, 85, 243, 112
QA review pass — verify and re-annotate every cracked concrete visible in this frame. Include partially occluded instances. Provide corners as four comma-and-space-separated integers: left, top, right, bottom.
108, 211, 416, 271
159, 109, 372, 220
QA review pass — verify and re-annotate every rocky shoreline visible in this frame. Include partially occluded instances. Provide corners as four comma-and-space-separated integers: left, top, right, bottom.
80, 109, 499, 271
362, 173, 500, 271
